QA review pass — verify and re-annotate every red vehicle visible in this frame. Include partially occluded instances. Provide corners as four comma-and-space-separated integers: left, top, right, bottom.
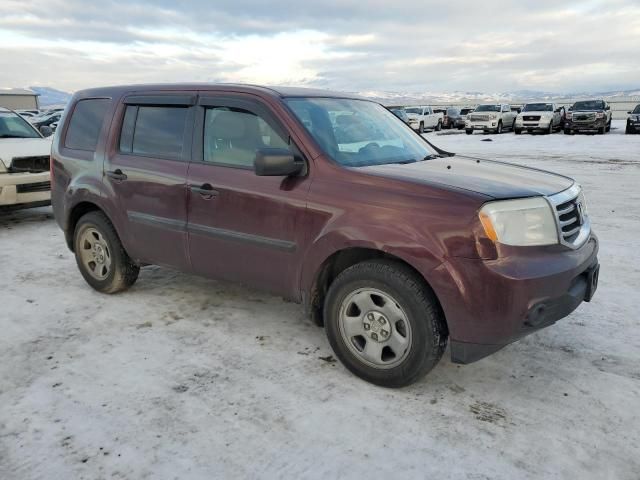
51, 84, 599, 387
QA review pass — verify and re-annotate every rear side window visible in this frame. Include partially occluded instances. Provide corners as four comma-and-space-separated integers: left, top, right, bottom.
65, 99, 110, 151
119, 105, 188, 158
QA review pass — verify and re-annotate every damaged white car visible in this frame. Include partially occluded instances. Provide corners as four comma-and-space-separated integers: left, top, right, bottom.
0, 108, 52, 209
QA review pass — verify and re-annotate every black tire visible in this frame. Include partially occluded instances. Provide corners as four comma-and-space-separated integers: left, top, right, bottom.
435, 120, 442, 132
512, 119, 517, 131
419, 122, 425, 134
627, 123, 632, 134
465, 129, 473, 135
546, 122, 553, 134
74, 211, 139, 294
324, 259, 447, 388
598, 125, 606, 135
564, 128, 574, 135
495, 121, 503, 134
514, 128, 522, 135
606, 120, 611, 132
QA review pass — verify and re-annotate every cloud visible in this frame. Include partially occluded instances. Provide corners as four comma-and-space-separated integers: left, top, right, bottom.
0, 0, 638, 93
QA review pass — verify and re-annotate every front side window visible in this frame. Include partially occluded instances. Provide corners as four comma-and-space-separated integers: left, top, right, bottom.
119, 105, 188, 157
286, 98, 437, 168
65, 99, 110, 151
0, 111, 40, 139
203, 107, 289, 168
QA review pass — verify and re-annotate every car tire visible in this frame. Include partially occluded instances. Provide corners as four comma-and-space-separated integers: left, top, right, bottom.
512, 119, 517, 131
564, 128, 574, 135
626, 123, 632, 134
606, 120, 611, 133
74, 211, 140, 294
598, 125, 606, 135
435, 120, 442, 132
496, 121, 503, 134
514, 128, 522, 135
323, 259, 447, 388
419, 122, 425, 134
546, 122, 553, 135
466, 129, 473, 135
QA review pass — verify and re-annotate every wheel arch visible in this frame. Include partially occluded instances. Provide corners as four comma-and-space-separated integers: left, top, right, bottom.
304, 246, 448, 335
66, 201, 109, 251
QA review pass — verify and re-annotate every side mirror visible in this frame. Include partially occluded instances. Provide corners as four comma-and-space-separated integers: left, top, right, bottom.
254, 148, 303, 177
605, 105, 610, 111
39, 125, 53, 137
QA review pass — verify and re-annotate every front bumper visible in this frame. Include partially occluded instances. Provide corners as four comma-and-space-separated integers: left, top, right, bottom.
516, 119, 553, 132
465, 120, 499, 131
0, 171, 51, 207
429, 234, 599, 363
627, 120, 640, 133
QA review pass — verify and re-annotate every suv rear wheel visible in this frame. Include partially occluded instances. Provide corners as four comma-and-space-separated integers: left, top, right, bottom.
74, 211, 139, 294
324, 259, 447, 387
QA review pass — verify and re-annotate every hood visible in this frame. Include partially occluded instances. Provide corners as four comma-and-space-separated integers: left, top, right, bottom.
518, 110, 554, 117
361, 155, 573, 199
0, 137, 52, 168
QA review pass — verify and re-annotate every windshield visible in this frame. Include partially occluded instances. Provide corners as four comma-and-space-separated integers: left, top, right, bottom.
460, 108, 473, 115
286, 98, 438, 168
633, 105, 640, 114
0, 111, 40, 138
475, 105, 501, 112
523, 103, 553, 112
572, 100, 604, 111
404, 107, 422, 115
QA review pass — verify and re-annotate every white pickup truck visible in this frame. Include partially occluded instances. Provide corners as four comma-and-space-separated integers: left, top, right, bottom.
404, 106, 444, 133
465, 104, 517, 134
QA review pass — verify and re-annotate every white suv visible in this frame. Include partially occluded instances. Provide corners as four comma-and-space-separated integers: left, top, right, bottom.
515, 103, 564, 135
465, 104, 516, 134
0, 108, 53, 209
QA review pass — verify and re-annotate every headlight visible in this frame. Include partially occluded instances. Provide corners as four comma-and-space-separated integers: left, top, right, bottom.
479, 197, 558, 246
490, 114, 498, 119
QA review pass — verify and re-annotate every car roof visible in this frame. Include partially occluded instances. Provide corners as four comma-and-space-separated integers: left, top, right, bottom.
72, 83, 368, 101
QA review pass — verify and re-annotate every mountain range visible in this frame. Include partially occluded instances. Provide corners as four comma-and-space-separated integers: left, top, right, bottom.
29, 86, 640, 107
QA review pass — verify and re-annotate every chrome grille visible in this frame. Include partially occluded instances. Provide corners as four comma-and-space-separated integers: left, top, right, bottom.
9, 155, 50, 173
548, 184, 590, 248
573, 112, 595, 123
523, 115, 541, 121
469, 114, 490, 122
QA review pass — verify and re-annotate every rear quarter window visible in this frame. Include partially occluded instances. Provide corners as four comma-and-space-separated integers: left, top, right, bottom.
64, 99, 110, 151
119, 105, 188, 158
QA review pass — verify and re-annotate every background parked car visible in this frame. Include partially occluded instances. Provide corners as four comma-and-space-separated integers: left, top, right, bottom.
0, 107, 52, 209
564, 99, 611, 135
404, 105, 443, 133
389, 107, 410, 125
442, 107, 463, 129
32, 110, 62, 134
514, 103, 564, 135
465, 104, 516, 134
626, 104, 640, 134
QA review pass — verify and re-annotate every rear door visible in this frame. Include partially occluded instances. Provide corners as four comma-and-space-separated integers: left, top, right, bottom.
186, 93, 310, 298
103, 93, 195, 270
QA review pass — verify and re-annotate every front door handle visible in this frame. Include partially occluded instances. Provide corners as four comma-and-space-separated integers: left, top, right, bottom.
190, 183, 218, 199
106, 169, 128, 182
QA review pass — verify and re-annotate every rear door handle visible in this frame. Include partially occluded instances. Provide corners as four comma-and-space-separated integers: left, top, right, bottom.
106, 169, 128, 182
190, 183, 218, 199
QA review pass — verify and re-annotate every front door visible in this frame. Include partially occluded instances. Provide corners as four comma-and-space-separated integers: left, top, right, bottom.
186, 94, 310, 298
103, 93, 195, 270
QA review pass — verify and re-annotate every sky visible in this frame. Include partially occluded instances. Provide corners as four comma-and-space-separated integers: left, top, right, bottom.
0, 0, 639, 94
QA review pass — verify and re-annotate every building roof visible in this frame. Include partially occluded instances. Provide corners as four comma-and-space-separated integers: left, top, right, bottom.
0, 88, 40, 97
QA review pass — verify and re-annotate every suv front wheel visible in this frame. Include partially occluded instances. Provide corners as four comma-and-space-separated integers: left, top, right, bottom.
324, 259, 447, 387
74, 211, 140, 294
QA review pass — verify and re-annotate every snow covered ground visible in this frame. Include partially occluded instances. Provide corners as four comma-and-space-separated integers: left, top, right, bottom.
1, 121, 639, 479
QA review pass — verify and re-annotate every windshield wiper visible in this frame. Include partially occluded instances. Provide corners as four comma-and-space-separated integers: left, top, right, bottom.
0, 134, 35, 139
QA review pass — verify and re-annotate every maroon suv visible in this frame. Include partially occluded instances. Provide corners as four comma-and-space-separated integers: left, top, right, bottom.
51, 84, 599, 387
